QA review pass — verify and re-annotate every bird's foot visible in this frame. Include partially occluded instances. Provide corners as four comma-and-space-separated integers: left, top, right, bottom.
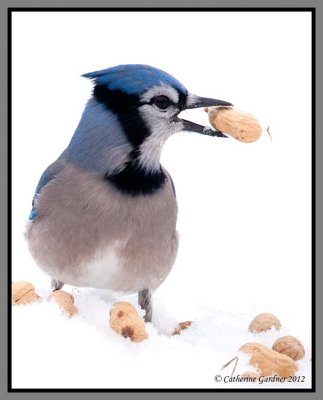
51, 278, 65, 291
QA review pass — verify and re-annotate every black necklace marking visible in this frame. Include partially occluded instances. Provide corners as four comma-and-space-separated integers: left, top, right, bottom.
105, 161, 167, 196
93, 85, 150, 148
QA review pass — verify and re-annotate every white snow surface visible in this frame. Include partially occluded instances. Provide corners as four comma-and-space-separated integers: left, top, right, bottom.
12, 287, 311, 389
12, 11, 312, 389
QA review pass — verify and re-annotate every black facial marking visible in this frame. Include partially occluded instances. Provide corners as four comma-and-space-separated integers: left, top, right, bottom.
178, 91, 187, 111
105, 160, 167, 196
93, 85, 150, 147
94, 83, 183, 196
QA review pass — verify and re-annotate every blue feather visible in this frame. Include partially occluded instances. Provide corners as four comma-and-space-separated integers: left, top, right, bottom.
66, 99, 133, 174
82, 64, 188, 97
29, 208, 38, 221
35, 151, 67, 194
29, 152, 66, 220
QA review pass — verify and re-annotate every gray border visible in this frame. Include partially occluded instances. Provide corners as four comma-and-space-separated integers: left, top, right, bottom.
1, 1, 321, 400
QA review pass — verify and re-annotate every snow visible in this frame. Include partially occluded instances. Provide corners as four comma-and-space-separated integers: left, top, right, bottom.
12, 289, 311, 389
11, 11, 312, 389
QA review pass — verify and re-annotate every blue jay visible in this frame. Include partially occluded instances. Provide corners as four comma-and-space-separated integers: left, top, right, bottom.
26, 64, 232, 322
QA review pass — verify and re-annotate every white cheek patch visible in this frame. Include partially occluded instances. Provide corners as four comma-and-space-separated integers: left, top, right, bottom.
138, 105, 182, 172
137, 130, 166, 172
137, 84, 184, 172
140, 84, 179, 104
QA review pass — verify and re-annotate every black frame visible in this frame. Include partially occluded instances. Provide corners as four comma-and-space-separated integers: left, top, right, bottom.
7, 7, 316, 394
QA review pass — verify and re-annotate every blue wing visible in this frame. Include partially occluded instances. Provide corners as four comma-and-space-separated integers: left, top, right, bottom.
29, 151, 67, 220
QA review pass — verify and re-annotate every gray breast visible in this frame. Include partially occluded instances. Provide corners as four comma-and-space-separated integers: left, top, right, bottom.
26, 165, 178, 293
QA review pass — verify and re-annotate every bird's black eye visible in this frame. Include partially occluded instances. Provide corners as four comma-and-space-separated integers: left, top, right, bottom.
151, 95, 171, 110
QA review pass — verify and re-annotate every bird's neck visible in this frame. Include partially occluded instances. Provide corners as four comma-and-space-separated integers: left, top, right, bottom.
68, 97, 166, 195
67, 99, 133, 175
135, 133, 164, 173
92, 84, 167, 175
106, 158, 166, 196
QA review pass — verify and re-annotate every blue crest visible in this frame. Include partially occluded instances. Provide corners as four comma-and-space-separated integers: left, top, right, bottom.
82, 64, 188, 96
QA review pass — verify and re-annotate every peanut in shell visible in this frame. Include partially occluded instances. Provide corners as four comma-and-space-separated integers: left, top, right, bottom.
12, 281, 41, 305
109, 302, 148, 343
248, 313, 281, 333
272, 336, 305, 361
239, 342, 298, 378
48, 290, 78, 317
206, 106, 262, 143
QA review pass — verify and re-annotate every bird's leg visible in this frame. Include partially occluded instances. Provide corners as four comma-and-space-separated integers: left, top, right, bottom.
138, 289, 152, 322
51, 278, 64, 291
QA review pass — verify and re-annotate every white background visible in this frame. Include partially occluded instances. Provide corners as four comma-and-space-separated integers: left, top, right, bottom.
12, 11, 312, 388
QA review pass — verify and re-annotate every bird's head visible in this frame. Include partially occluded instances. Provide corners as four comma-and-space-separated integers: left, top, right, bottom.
82, 64, 232, 172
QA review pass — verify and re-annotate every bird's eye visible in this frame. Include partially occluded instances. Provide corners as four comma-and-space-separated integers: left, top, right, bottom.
151, 95, 171, 110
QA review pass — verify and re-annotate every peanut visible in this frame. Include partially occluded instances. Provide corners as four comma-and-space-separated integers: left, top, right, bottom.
48, 290, 78, 317
109, 302, 148, 343
206, 106, 262, 143
172, 321, 192, 336
239, 342, 297, 378
248, 313, 281, 333
272, 336, 305, 361
12, 281, 41, 305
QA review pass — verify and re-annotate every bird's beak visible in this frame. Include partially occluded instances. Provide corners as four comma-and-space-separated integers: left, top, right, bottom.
185, 94, 233, 110
180, 94, 233, 138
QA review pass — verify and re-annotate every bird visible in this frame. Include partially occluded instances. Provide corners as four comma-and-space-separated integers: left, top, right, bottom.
26, 64, 232, 322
